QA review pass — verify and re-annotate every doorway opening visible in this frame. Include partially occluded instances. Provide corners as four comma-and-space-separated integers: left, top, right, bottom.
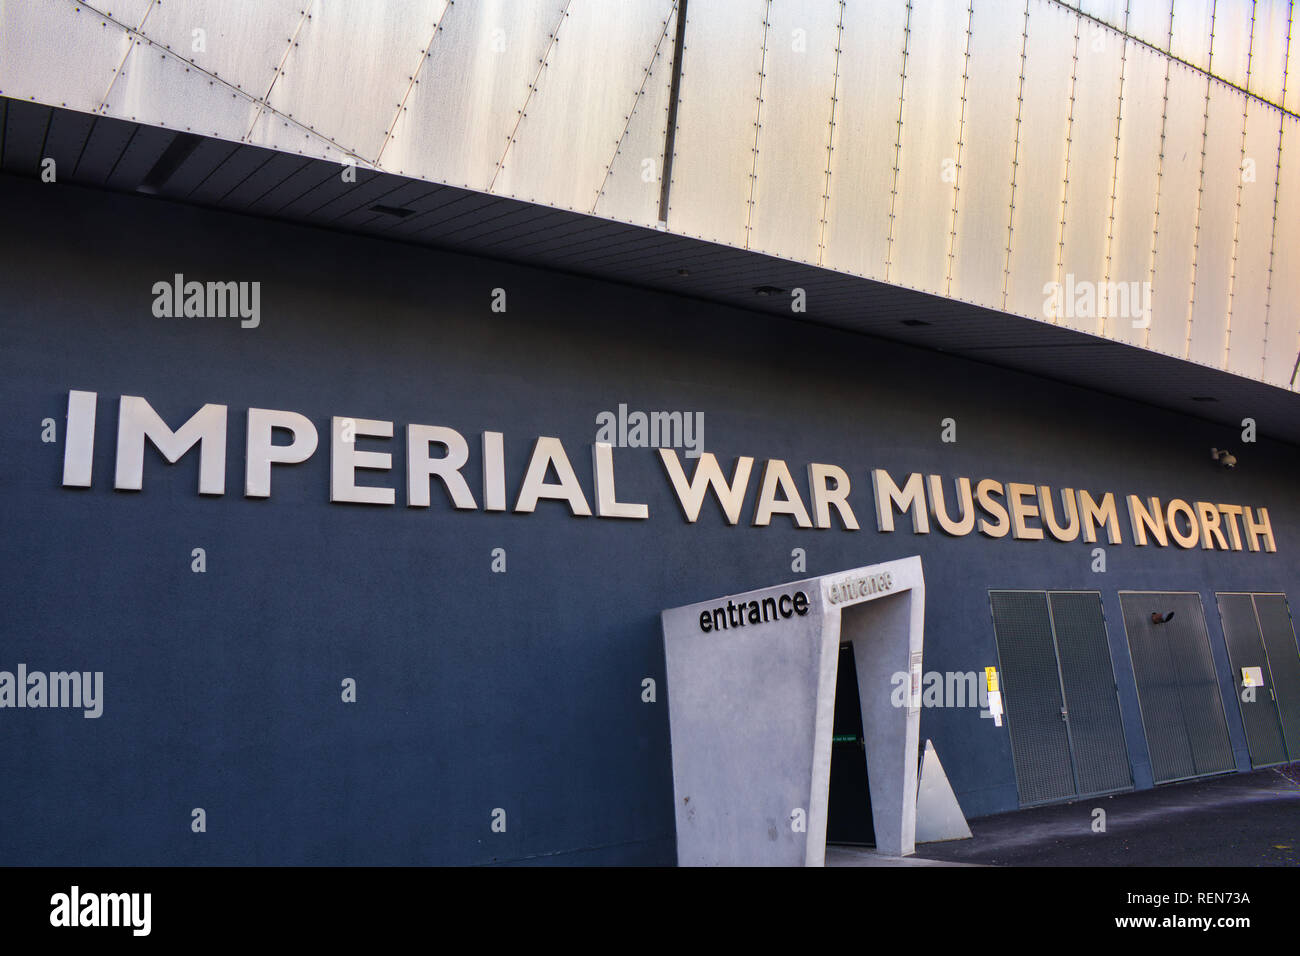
826, 642, 875, 846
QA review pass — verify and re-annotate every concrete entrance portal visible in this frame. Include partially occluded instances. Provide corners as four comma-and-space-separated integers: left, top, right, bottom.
661, 557, 925, 866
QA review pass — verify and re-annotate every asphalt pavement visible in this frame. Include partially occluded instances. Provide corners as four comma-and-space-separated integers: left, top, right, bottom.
908, 764, 1300, 866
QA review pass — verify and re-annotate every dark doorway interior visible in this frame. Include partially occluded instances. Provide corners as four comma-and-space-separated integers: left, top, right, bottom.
826, 643, 875, 846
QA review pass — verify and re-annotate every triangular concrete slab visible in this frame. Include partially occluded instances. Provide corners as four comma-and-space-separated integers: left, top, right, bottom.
915, 739, 972, 843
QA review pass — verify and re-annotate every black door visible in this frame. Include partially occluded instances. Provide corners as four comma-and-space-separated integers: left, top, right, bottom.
826, 643, 874, 846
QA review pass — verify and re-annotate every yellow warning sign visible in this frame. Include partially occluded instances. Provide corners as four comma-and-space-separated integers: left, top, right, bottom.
985, 667, 999, 692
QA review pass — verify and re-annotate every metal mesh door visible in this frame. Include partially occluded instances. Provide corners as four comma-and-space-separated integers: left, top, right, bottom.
1048, 592, 1132, 795
1120, 592, 1235, 783
1253, 594, 1300, 760
1217, 593, 1288, 767
990, 591, 1076, 805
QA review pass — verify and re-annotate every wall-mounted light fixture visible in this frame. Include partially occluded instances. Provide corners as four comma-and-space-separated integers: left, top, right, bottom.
1210, 447, 1237, 469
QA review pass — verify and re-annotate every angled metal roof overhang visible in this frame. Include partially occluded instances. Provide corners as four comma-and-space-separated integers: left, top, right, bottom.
4, 94, 1300, 445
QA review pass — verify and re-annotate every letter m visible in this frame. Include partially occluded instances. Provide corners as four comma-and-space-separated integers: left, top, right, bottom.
872, 469, 930, 533
115, 395, 228, 494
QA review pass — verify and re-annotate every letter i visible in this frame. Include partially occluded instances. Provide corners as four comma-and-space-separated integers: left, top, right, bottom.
63, 390, 97, 487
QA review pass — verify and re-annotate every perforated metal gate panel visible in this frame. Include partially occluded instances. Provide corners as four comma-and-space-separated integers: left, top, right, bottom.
1251, 594, 1300, 760
1217, 593, 1288, 767
1121, 597, 1196, 781
990, 591, 1075, 805
990, 590, 1130, 806
1048, 592, 1131, 795
1120, 592, 1235, 784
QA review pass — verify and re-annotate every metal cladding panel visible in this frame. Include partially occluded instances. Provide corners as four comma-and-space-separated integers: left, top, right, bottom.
135, 0, 303, 101
1250, 0, 1292, 104
1106, 41, 1165, 344
1170, 0, 1215, 70
949, 0, 1023, 310
260, 0, 447, 161
1080, 0, 1128, 30
1127, 0, 1174, 51
1059, 31, 1124, 336
1211, 0, 1255, 89
1187, 81, 1247, 369
990, 591, 1076, 806
0, 0, 131, 113
1146, 63, 1207, 358
1048, 591, 1131, 796
381, 0, 568, 187
1217, 593, 1289, 766
819, 0, 908, 280
491, 1, 673, 214
245, 104, 360, 164
1289, 6, 1300, 114
105, 39, 260, 140
1005, 0, 1076, 321
1122, 592, 1235, 782
591, 6, 676, 224
1227, 98, 1282, 379
1264, 116, 1300, 387
889, 0, 968, 293
1, 0, 1294, 394
745, 0, 841, 261
1254, 594, 1300, 758
663, 0, 768, 248
98, 0, 156, 27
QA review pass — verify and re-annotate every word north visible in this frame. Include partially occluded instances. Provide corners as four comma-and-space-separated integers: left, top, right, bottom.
151, 273, 260, 328
50, 886, 151, 936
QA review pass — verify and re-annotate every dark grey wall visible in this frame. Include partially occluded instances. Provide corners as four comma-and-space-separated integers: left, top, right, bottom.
1, 175, 1296, 864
